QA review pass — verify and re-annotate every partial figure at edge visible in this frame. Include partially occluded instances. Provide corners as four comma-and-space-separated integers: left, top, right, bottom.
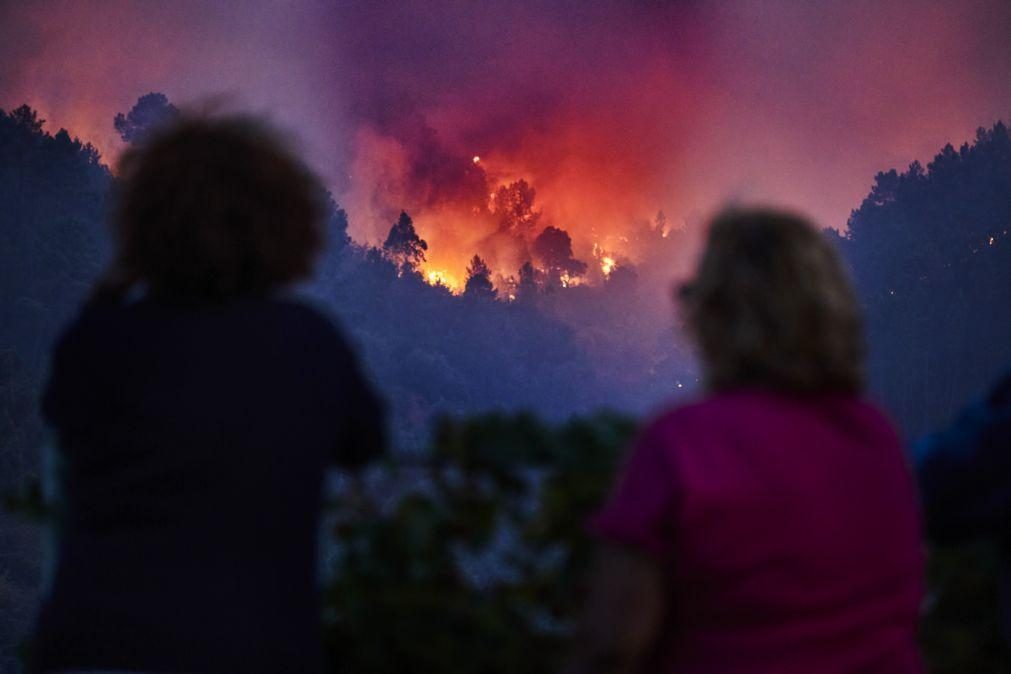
914, 372, 1011, 647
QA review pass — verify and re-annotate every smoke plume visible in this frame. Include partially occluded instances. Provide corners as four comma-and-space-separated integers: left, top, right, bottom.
3, 0, 1010, 283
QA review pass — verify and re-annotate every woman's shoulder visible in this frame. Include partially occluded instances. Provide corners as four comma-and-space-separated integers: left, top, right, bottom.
260, 295, 342, 332
643, 389, 898, 441
262, 296, 357, 352
50, 300, 125, 357
638, 395, 731, 445
646, 390, 768, 426
52, 294, 351, 357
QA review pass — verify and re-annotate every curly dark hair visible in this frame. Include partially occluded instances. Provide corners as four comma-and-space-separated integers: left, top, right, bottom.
680, 208, 866, 394
95, 114, 325, 304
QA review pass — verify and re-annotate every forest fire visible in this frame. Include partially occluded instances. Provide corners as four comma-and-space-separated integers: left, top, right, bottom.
424, 269, 462, 292
593, 244, 618, 279
342, 124, 680, 296
2, 0, 1009, 300
600, 257, 617, 277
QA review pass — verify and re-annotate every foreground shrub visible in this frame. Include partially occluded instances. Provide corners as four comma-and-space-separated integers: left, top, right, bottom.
322, 412, 1010, 673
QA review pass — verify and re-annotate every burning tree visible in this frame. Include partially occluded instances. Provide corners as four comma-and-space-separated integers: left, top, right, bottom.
383, 210, 428, 273
532, 226, 587, 287
464, 255, 496, 299
492, 179, 541, 236
653, 210, 668, 236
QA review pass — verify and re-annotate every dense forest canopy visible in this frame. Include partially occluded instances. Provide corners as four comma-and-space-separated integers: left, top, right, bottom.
838, 121, 1011, 436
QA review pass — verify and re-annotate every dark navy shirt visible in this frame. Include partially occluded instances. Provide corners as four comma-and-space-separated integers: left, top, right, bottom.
32, 297, 385, 674
914, 371, 1011, 543
914, 370, 1011, 646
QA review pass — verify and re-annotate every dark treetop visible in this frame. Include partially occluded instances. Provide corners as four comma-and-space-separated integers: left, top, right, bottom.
31, 297, 385, 674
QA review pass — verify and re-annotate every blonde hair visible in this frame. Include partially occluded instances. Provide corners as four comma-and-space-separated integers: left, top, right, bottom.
682, 208, 865, 394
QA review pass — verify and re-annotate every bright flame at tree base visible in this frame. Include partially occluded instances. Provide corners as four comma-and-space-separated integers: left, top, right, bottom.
425, 268, 462, 292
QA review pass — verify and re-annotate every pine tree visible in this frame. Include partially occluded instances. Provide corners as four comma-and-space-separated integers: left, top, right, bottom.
382, 211, 428, 272
464, 255, 496, 299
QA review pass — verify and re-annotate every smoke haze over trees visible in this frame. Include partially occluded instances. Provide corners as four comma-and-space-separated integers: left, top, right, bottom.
1, 91, 1011, 669
4, 1, 1011, 269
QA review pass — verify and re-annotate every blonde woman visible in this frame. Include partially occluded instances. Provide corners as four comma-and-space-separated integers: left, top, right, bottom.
568, 209, 925, 674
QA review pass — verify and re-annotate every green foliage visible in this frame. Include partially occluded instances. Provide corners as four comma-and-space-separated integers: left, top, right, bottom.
322, 412, 636, 673
923, 543, 1011, 674
322, 412, 1010, 673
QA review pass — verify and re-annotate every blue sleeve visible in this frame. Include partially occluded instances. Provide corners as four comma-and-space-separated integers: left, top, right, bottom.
914, 372, 1011, 544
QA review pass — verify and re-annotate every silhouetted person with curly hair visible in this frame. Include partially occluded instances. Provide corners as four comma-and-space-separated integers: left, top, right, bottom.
30, 114, 385, 674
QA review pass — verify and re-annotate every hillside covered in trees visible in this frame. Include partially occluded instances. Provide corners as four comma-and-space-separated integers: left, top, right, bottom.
837, 121, 1011, 436
1, 98, 1010, 671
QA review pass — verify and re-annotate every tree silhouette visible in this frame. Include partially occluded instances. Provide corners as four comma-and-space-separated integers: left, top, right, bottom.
464, 255, 496, 299
653, 210, 667, 235
383, 211, 428, 272
0, 104, 110, 664
532, 226, 587, 286
842, 120, 1011, 436
604, 263, 638, 293
324, 193, 350, 251
9, 105, 44, 134
515, 261, 539, 300
114, 92, 179, 144
492, 179, 540, 235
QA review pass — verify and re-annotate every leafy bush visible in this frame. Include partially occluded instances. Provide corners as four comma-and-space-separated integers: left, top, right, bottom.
322, 412, 636, 673
322, 412, 1010, 673
923, 543, 1011, 673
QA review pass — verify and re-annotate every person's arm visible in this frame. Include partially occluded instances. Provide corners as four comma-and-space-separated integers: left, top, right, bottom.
564, 544, 667, 674
334, 343, 387, 469
915, 372, 1011, 543
566, 418, 679, 673
304, 303, 388, 469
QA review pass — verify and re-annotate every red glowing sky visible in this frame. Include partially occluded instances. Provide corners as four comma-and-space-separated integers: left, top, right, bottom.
3, 0, 1010, 281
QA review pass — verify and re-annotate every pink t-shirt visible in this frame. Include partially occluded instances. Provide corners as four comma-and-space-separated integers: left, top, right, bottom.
591, 390, 925, 673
